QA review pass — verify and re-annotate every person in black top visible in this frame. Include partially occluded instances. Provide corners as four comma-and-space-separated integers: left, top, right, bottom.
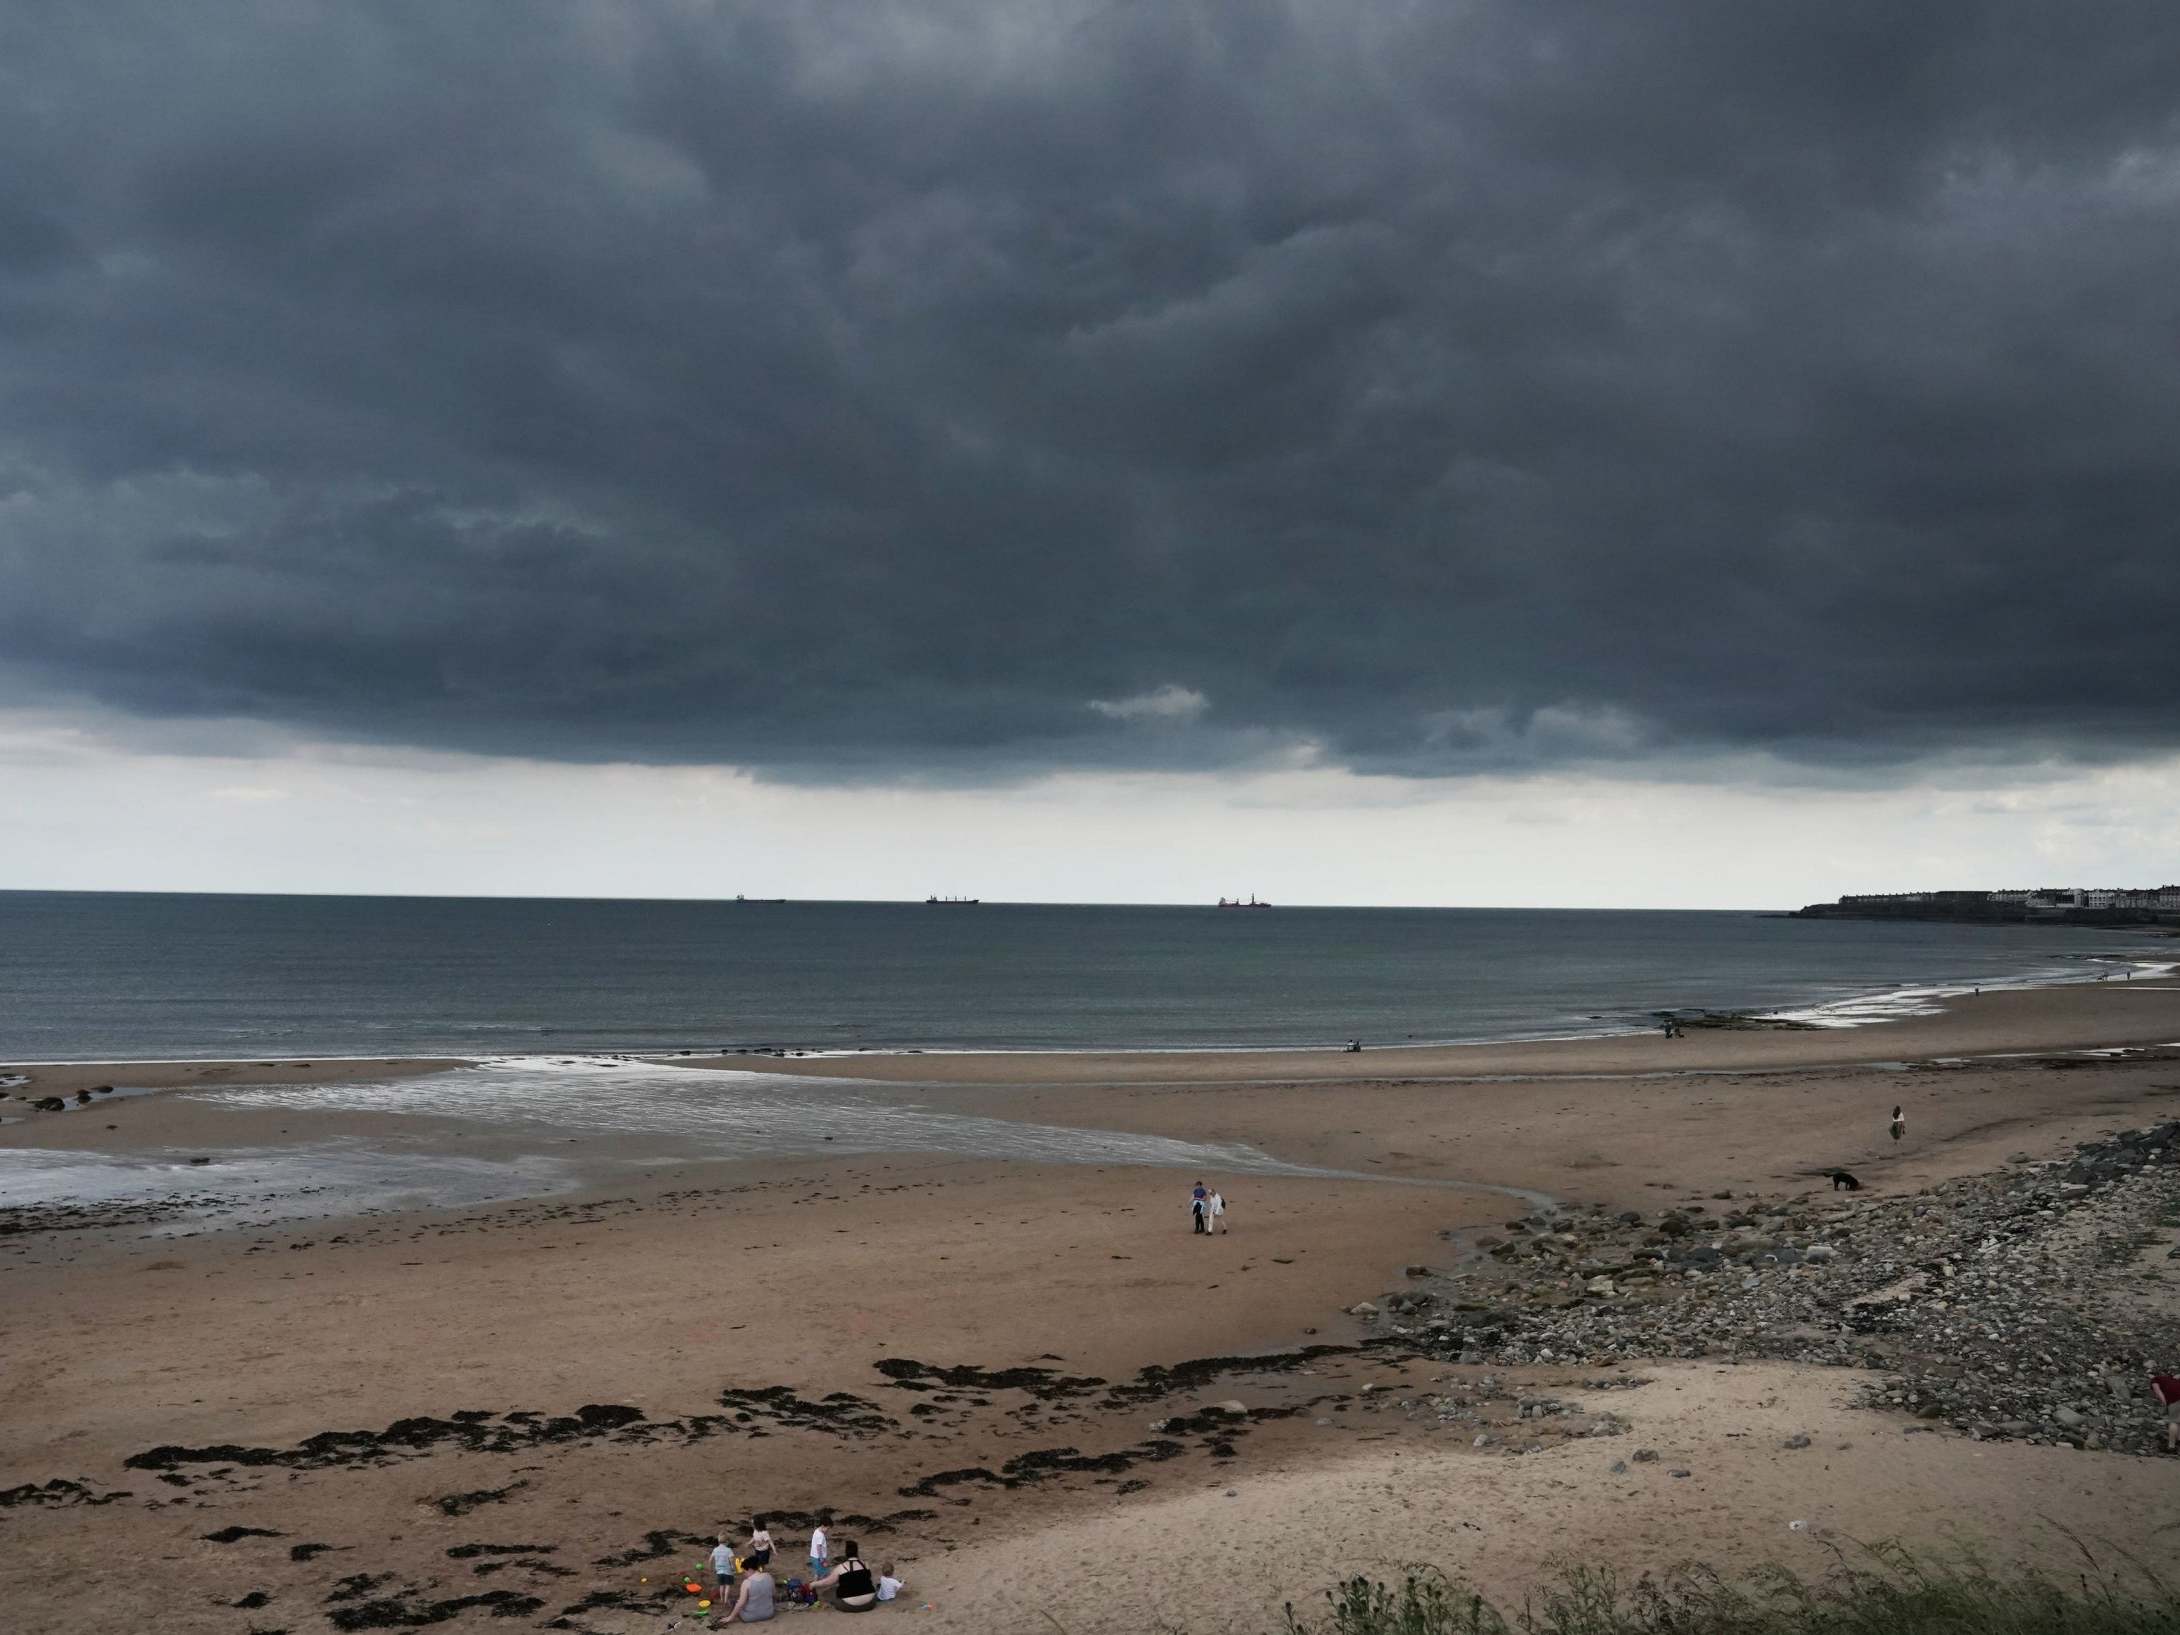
811, 1540, 878, 1611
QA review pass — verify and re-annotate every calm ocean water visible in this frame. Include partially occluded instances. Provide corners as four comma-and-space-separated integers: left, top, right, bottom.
0, 891, 2166, 1062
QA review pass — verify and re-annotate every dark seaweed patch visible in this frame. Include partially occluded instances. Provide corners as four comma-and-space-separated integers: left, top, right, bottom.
0, 1477, 131, 1508
714, 1385, 895, 1437
897, 1437, 1186, 1498
429, 1481, 527, 1516
1100, 1343, 1364, 1407
590, 1528, 708, 1569
129, 1405, 656, 1478
202, 1525, 286, 1543
872, 1358, 1104, 1401
326, 1573, 395, 1602
327, 1590, 543, 1629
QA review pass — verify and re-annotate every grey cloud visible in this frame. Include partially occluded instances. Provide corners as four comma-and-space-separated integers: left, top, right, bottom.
1, 1, 2177, 782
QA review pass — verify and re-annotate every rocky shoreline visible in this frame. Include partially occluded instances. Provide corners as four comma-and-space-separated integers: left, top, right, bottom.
1351, 1121, 2180, 1456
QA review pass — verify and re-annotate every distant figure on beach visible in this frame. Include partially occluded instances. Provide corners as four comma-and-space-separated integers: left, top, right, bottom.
709, 1533, 736, 1604
2152, 1372, 2180, 1452
811, 1540, 880, 1611
1890, 1105, 1906, 1143
1191, 1179, 1209, 1234
1344, 1038, 1362, 1053
807, 1515, 830, 1582
744, 1517, 773, 1570
1209, 1189, 1228, 1233
719, 1561, 775, 1624
1660, 1016, 1682, 1039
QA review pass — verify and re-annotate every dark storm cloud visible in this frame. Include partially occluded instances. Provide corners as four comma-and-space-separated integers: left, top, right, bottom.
2, 1, 2177, 780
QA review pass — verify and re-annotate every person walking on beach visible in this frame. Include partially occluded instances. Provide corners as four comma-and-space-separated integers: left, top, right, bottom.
1890, 1105, 1906, 1143
1191, 1179, 1209, 1235
807, 1515, 831, 1584
1209, 1189, 1228, 1234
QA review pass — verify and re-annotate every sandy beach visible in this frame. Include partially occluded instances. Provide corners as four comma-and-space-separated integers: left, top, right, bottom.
4, 981, 2178, 1634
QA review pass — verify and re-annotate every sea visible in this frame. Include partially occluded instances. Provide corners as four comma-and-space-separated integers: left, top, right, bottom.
1, 890, 2168, 1062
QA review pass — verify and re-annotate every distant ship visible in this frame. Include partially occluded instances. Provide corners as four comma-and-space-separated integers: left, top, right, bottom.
925, 895, 981, 904
1217, 895, 1272, 908
733, 895, 787, 904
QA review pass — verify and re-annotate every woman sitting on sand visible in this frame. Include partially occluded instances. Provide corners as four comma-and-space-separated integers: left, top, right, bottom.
716, 1561, 775, 1625
810, 1540, 880, 1612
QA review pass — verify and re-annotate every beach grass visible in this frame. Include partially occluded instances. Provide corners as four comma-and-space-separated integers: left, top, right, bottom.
1276, 1543, 2180, 1635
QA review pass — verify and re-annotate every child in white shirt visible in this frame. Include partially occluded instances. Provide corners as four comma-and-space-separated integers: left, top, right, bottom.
877, 1562, 906, 1602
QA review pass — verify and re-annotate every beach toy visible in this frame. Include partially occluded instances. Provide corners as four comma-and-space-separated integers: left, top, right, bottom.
699, 1599, 712, 1610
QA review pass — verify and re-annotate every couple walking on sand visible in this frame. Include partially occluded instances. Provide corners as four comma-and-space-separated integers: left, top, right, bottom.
1190, 1178, 1228, 1235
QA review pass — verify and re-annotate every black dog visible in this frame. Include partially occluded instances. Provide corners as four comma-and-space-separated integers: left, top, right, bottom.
1829, 1170, 1862, 1191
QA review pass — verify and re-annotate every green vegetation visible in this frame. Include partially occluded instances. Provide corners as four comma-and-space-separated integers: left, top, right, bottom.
1279, 1547, 2179, 1635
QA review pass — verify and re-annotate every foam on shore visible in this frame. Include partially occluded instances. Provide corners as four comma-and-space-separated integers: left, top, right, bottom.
198, 1054, 1325, 1176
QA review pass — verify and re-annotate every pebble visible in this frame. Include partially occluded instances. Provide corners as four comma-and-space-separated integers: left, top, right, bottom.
1348, 1119, 2180, 1458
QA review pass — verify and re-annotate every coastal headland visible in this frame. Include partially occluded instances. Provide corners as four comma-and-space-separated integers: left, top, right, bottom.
4, 979, 2179, 1634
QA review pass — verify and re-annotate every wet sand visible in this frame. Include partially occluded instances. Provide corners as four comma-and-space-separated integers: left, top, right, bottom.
0, 1055, 462, 1098
4, 981, 2179, 1633
722, 978, 2180, 1085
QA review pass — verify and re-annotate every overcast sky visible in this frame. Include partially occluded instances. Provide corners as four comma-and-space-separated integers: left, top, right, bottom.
3, 3, 2176, 904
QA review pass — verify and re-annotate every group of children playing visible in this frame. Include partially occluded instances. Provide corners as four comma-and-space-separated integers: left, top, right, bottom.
704, 1515, 907, 1623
